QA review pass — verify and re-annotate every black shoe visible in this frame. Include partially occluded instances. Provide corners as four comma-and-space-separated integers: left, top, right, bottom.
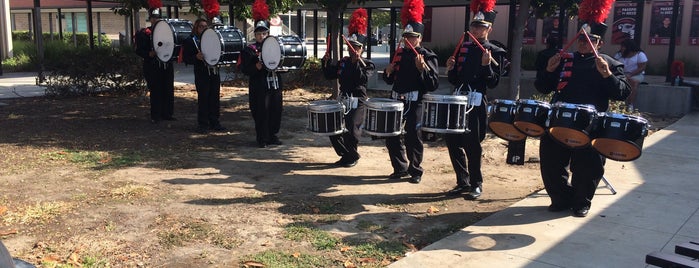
573, 206, 590, 217
162, 116, 177, 121
446, 185, 471, 196
388, 171, 410, 180
269, 136, 283, 145
211, 125, 227, 132
340, 160, 358, 168
547, 203, 572, 212
465, 186, 482, 200
196, 126, 209, 134
409, 175, 421, 184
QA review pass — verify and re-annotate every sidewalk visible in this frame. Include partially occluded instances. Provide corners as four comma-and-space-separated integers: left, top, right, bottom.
389, 112, 699, 267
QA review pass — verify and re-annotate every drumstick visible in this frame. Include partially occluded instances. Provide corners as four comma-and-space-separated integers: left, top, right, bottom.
560, 29, 584, 55
466, 31, 499, 66
341, 34, 367, 68
451, 32, 465, 58
580, 30, 600, 58
402, 37, 430, 72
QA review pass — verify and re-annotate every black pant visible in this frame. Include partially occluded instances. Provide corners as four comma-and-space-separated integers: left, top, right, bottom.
330, 102, 366, 161
195, 70, 221, 128
385, 100, 423, 177
444, 104, 487, 188
539, 133, 605, 209
145, 63, 175, 121
249, 87, 283, 144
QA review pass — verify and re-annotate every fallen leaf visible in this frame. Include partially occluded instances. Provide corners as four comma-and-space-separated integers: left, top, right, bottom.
427, 206, 440, 213
292, 252, 300, 258
343, 260, 356, 268
402, 241, 418, 252
0, 206, 7, 215
340, 246, 351, 252
358, 257, 377, 264
0, 229, 18, 236
312, 207, 320, 214
243, 261, 266, 267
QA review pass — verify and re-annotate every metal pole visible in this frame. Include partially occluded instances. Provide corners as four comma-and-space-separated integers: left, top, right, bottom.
389, 7, 396, 62
49, 13, 54, 40
228, 1, 233, 25
33, 0, 44, 83
97, 12, 102, 46
366, 8, 372, 59
87, 0, 94, 49
313, 9, 318, 58
297, 9, 303, 38
58, 8, 63, 40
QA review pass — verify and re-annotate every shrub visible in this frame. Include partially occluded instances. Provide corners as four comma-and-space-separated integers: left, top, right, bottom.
43, 45, 145, 97
12, 31, 111, 47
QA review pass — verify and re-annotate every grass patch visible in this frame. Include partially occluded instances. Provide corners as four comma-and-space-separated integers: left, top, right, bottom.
342, 241, 406, 266
356, 220, 386, 232
242, 250, 337, 268
3, 201, 69, 224
284, 223, 340, 250
155, 216, 241, 249
110, 184, 151, 199
43, 150, 143, 169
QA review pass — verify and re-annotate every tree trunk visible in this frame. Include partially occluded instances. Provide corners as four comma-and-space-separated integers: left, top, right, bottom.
508, 0, 531, 100
327, 8, 341, 99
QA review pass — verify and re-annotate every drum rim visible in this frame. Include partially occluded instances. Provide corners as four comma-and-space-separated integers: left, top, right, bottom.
365, 98, 404, 109
492, 99, 517, 104
422, 94, 469, 103
553, 102, 597, 111
517, 99, 551, 107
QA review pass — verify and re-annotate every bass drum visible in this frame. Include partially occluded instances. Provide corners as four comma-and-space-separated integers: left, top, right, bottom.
200, 26, 245, 66
260, 35, 307, 71
152, 19, 192, 62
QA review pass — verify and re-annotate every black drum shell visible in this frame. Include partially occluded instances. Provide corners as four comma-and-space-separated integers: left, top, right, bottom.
513, 99, 551, 137
421, 94, 469, 134
548, 104, 598, 148
217, 27, 245, 64
363, 98, 404, 137
488, 99, 526, 141
307, 101, 344, 135
592, 113, 648, 161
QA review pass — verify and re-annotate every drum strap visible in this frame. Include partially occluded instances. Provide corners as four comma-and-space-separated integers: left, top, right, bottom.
556, 52, 574, 91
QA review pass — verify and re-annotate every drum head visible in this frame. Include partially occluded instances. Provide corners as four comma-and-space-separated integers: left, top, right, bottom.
200, 28, 222, 66
549, 127, 591, 148
591, 138, 642, 161
261, 36, 282, 70
514, 121, 546, 137
152, 20, 175, 62
489, 122, 527, 141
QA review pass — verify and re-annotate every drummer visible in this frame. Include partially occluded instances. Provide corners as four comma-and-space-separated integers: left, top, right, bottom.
444, 1, 506, 200
240, 0, 284, 148
134, 7, 176, 124
183, 18, 226, 134
321, 8, 375, 168
382, 0, 440, 184
534, 9, 630, 216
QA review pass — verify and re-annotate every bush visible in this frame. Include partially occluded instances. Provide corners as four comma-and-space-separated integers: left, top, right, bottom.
12, 31, 111, 47
43, 45, 145, 97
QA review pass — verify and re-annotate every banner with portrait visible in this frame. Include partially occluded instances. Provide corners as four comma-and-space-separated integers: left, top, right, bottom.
612, 1, 641, 44
690, 1, 699, 45
516, 5, 537, 44
649, 0, 683, 45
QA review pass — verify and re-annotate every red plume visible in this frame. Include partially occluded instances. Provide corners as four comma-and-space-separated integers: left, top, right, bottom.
470, 0, 495, 14
400, 0, 424, 27
348, 8, 368, 35
579, 0, 615, 24
253, 0, 270, 21
202, 0, 220, 19
148, 0, 162, 9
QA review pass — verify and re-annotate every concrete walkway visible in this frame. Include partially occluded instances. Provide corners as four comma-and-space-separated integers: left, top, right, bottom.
389, 112, 699, 267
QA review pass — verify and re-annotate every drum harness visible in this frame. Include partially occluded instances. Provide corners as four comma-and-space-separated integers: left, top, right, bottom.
253, 44, 280, 90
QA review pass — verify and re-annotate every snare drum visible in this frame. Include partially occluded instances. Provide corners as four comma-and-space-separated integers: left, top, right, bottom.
307, 100, 345, 136
200, 26, 245, 66
488, 99, 526, 141
421, 94, 469, 134
152, 19, 192, 62
513, 99, 551, 137
548, 102, 598, 148
364, 98, 404, 137
591, 113, 648, 161
260, 35, 307, 71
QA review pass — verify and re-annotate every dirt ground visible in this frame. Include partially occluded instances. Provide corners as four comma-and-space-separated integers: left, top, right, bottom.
0, 83, 679, 267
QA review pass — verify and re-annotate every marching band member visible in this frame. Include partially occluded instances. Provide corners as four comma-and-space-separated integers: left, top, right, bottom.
321, 8, 375, 168
240, 0, 284, 148
444, 0, 506, 200
534, 0, 630, 217
134, 2, 176, 124
183, 14, 226, 134
382, 0, 439, 184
